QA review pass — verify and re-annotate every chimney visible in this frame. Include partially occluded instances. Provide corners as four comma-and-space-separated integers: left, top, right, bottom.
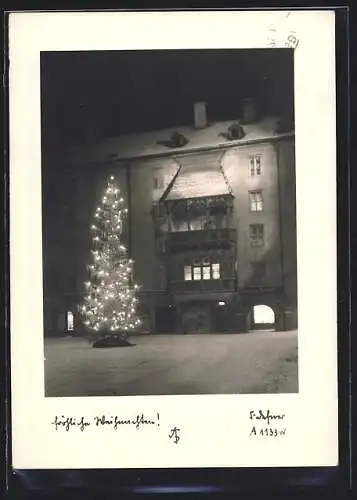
193, 101, 208, 129
242, 98, 257, 124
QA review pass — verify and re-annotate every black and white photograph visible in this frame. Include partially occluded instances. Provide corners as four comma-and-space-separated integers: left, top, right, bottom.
41, 49, 298, 398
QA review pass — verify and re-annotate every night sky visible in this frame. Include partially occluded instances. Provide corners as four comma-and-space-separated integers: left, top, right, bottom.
40, 49, 294, 159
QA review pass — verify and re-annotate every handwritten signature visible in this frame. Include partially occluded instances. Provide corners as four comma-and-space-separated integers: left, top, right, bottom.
168, 427, 180, 444
249, 410, 285, 425
249, 410, 287, 438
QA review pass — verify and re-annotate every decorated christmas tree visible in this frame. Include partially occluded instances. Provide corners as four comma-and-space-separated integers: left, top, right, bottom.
79, 176, 141, 338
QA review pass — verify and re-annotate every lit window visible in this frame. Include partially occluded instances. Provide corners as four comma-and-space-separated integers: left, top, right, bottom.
193, 266, 201, 280
249, 155, 262, 176
249, 190, 263, 212
184, 259, 221, 281
250, 224, 264, 247
212, 263, 220, 279
184, 265, 192, 281
202, 265, 211, 280
66, 311, 74, 331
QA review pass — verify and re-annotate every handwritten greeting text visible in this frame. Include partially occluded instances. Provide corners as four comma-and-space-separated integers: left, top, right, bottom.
51, 413, 181, 443
51, 413, 160, 432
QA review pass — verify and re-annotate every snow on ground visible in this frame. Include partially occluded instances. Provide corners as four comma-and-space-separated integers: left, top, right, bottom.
44, 330, 298, 397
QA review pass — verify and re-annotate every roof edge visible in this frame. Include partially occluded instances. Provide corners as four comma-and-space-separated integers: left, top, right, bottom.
68, 132, 295, 168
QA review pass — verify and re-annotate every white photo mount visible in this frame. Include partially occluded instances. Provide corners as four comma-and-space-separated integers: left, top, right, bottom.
9, 10, 338, 470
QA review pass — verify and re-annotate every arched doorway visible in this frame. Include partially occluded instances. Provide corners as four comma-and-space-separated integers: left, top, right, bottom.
251, 304, 275, 330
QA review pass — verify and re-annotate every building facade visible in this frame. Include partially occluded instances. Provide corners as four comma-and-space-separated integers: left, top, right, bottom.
43, 101, 297, 336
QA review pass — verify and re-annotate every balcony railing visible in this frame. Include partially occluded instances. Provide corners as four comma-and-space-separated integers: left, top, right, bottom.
168, 278, 236, 293
167, 228, 237, 253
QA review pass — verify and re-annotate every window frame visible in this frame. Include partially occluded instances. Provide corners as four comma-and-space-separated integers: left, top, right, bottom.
250, 223, 265, 247
193, 266, 202, 281
184, 265, 192, 281
249, 154, 262, 177
249, 190, 264, 212
183, 259, 221, 281
211, 262, 220, 280
202, 265, 211, 280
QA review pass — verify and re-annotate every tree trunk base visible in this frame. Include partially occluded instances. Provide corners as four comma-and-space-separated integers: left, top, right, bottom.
91, 332, 135, 348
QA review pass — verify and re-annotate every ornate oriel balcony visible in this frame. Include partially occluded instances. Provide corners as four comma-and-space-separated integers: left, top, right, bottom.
168, 277, 236, 293
167, 228, 237, 252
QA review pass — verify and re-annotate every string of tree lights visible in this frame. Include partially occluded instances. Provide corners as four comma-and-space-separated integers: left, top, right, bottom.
79, 176, 141, 334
